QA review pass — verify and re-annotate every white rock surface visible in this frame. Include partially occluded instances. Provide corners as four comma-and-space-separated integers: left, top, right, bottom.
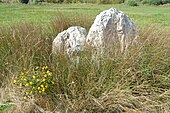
52, 26, 87, 57
86, 7, 139, 53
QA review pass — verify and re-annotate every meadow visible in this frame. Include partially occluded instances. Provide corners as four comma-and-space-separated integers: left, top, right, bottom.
0, 3, 170, 28
0, 3, 170, 113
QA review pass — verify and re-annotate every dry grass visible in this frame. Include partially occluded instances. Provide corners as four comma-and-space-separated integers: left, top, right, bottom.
0, 15, 170, 113
49, 13, 93, 35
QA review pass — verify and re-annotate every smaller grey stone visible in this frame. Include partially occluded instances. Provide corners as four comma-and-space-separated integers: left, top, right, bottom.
52, 26, 87, 58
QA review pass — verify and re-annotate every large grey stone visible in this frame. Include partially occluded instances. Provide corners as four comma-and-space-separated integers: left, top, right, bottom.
86, 7, 139, 54
52, 26, 87, 58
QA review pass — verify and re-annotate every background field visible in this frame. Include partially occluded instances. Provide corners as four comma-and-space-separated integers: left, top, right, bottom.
0, 3, 170, 28
0, 3, 170, 113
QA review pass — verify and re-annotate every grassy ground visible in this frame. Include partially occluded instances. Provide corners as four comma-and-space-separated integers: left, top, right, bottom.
0, 3, 170, 28
0, 3, 170, 113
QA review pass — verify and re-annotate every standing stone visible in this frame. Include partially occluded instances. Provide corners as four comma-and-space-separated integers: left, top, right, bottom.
86, 7, 139, 54
52, 26, 87, 58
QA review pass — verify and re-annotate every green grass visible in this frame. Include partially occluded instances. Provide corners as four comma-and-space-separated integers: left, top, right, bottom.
0, 3, 170, 28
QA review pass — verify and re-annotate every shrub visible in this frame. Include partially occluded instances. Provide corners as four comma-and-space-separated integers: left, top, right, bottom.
32, 0, 46, 3
98, 0, 124, 4
47, 0, 63, 3
112, 0, 124, 4
98, 0, 112, 4
64, 0, 72, 3
135, 0, 142, 2
72, 0, 84, 3
142, 0, 147, 4
160, 3, 170, 7
32, 0, 37, 3
34, 0, 125, 3
161, 0, 170, 4
19, 0, 29, 4
126, 0, 138, 6
83, 0, 98, 3
142, 0, 161, 5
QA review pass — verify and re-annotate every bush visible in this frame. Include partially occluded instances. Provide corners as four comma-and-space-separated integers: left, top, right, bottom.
161, 0, 170, 4
19, 0, 29, 4
142, 0, 147, 4
160, 3, 170, 7
98, 0, 111, 4
64, 0, 72, 3
32, 0, 38, 3
34, 0, 125, 3
112, 0, 124, 4
32, 0, 46, 3
135, 0, 142, 2
126, 0, 138, 6
46, 0, 63, 3
72, 0, 84, 3
142, 0, 161, 5
98, 0, 124, 4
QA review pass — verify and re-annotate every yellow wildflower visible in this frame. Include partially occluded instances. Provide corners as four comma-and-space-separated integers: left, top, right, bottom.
52, 81, 54, 84
42, 78, 46, 82
13, 80, 17, 84
39, 91, 42, 93
42, 66, 48, 70
47, 72, 52, 76
42, 66, 45, 70
29, 82, 33, 85
45, 85, 48, 88
24, 96, 27, 100
36, 79, 40, 82
25, 83, 29, 87
38, 87, 40, 90
30, 91, 33, 95
32, 75, 36, 79
40, 84, 44, 88
21, 72, 24, 75
44, 74, 47, 77
19, 83, 22, 87
42, 88, 45, 92
35, 66, 39, 70
24, 78, 27, 81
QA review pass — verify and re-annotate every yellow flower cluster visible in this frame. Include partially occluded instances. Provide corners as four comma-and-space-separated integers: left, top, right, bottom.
13, 66, 55, 100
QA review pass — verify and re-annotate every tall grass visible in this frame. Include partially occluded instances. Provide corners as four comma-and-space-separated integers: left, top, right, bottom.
1, 14, 170, 113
